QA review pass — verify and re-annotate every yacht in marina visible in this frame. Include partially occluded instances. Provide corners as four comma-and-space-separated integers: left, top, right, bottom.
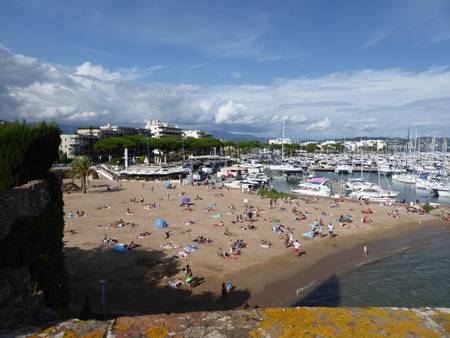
350, 185, 399, 202
291, 177, 332, 197
392, 173, 417, 184
335, 164, 353, 174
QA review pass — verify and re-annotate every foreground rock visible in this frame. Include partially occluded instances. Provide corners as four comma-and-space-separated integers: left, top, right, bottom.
16, 307, 450, 337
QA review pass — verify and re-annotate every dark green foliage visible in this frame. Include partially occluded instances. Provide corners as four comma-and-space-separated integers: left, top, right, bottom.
0, 173, 69, 313
258, 188, 297, 200
0, 122, 61, 192
421, 203, 434, 213
183, 137, 223, 154
94, 135, 222, 156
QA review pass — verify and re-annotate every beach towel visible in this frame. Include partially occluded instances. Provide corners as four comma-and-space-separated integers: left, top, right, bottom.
212, 213, 222, 219
184, 244, 199, 253
302, 231, 315, 239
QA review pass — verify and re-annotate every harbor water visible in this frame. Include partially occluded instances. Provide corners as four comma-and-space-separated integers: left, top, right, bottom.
270, 171, 450, 205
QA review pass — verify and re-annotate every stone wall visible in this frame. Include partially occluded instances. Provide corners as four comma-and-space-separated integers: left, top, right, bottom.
0, 180, 50, 240
0, 177, 67, 330
16, 307, 450, 337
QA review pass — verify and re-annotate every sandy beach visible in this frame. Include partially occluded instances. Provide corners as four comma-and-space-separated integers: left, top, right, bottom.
62, 178, 446, 316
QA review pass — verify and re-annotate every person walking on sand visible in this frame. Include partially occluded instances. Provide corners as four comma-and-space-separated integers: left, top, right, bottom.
363, 245, 369, 256
166, 191, 170, 201
328, 223, 334, 239
293, 240, 302, 257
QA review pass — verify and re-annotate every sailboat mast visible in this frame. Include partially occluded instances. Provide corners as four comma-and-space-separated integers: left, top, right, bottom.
281, 120, 285, 162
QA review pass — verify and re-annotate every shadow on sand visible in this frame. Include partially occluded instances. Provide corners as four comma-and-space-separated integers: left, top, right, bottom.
65, 246, 250, 319
292, 275, 341, 307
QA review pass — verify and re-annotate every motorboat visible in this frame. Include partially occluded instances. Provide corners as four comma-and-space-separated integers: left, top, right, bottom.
291, 177, 331, 197
345, 178, 371, 192
392, 174, 417, 184
350, 186, 399, 201
335, 165, 353, 174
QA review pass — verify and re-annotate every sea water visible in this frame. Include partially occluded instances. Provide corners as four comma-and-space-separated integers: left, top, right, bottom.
294, 230, 450, 307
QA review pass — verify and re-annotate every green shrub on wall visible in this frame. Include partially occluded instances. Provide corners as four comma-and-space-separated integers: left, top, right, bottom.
0, 122, 61, 192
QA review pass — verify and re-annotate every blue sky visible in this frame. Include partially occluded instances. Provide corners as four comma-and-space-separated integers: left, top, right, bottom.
1, 0, 450, 138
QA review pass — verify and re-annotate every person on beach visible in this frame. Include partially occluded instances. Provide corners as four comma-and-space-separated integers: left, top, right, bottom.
293, 240, 302, 257
363, 245, 369, 256
186, 273, 193, 290
221, 282, 227, 299
328, 223, 334, 238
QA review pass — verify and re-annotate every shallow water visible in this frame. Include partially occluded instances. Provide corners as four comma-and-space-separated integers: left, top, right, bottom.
294, 230, 450, 307
270, 172, 450, 205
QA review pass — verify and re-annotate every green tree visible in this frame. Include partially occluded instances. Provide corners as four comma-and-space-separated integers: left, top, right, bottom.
70, 156, 95, 193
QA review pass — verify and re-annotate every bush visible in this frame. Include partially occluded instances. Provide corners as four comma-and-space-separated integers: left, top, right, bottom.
0, 122, 60, 191
258, 188, 297, 200
421, 203, 434, 213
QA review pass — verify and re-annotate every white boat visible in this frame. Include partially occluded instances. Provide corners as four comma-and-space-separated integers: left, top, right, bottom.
291, 177, 331, 197
335, 165, 353, 174
266, 163, 304, 174
392, 174, 417, 184
350, 186, 399, 201
217, 166, 247, 179
345, 178, 371, 191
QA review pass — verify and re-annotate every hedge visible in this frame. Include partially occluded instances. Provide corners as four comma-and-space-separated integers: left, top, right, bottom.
0, 122, 60, 192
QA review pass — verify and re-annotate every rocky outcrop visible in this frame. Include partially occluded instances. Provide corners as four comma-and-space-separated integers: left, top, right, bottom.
15, 307, 450, 337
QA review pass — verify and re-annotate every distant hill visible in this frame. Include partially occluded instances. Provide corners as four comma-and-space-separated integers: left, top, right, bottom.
209, 129, 259, 141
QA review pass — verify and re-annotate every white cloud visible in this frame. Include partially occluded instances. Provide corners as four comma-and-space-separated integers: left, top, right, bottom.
306, 118, 331, 131
214, 101, 251, 124
1, 45, 450, 137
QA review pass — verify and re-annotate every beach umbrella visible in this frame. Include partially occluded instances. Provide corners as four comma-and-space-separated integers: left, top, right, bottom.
181, 197, 191, 205
164, 182, 172, 189
155, 218, 168, 228
112, 244, 129, 253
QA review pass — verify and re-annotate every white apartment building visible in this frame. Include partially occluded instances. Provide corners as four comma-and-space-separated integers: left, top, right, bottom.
268, 138, 294, 145
144, 120, 183, 138
183, 130, 212, 138
59, 134, 83, 158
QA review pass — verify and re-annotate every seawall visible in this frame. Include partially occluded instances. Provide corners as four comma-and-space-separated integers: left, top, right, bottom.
13, 307, 450, 337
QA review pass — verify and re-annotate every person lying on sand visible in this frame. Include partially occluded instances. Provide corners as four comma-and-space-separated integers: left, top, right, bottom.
127, 241, 141, 250
136, 231, 151, 239
194, 194, 203, 200
125, 207, 134, 215
102, 235, 118, 245
213, 221, 225, 227
240, 224, 257, 231
260, 240, 273, 248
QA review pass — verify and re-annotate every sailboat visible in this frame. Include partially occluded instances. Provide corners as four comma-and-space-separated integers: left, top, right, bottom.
266, 120, 303, 177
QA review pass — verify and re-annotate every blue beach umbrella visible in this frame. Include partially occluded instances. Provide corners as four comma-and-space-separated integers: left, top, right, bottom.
155, 218, 168, 228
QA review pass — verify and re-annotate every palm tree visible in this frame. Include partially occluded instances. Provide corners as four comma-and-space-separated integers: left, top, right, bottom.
70, 156, 95, 193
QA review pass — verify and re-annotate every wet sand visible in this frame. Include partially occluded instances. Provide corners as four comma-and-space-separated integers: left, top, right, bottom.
62, 178, 446, 315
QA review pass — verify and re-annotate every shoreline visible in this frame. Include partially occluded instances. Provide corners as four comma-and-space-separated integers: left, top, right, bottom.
240, 220, 448, 308
62, 179, 448, 315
